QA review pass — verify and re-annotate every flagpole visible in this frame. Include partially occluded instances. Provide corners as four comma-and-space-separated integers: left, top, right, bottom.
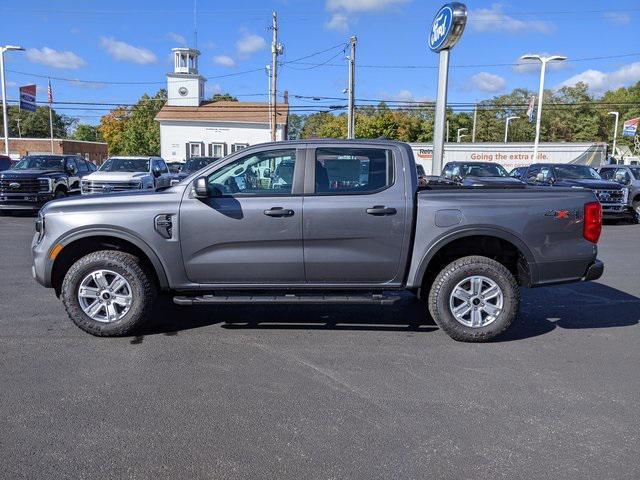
48, 77, 53, 153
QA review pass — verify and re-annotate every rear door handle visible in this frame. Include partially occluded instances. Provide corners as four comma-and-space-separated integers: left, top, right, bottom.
366, 206, 397, 216
264, 207, 295, 217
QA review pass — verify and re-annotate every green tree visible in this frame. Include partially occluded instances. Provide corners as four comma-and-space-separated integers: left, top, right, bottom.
1, 105, 74, 138
73, 124, 103, 142
210, 93, 238, 102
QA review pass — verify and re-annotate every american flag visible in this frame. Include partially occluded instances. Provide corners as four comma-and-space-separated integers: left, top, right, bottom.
47, 78, 53, 104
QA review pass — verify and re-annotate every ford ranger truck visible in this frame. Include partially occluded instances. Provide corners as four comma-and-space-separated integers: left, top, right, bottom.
31, 140, 604, 342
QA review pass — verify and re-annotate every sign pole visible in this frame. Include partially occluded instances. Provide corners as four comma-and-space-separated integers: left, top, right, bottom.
432, 49, 449, 175
428, 3, 466, 176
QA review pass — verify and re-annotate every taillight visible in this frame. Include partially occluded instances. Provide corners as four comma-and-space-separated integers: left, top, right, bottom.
583, 201, 602, 243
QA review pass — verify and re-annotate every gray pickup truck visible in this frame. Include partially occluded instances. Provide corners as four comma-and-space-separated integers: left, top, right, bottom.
31, 140, 604, 342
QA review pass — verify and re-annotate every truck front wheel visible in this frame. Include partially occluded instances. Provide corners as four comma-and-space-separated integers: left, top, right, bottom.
428, 255, 519, 342
61, 250, 157, 336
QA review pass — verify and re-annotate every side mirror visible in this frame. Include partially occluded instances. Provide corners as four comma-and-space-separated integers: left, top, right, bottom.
67, 164, 77, 174
193, 177, 208, 198
263, 168, 271, 178
536, 172, 546, 183
152, 167, 161, 178
170, 179, 180, 187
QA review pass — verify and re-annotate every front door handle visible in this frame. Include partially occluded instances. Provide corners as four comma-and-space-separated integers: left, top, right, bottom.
264, 207, 295, 217
366, 206, 397, 216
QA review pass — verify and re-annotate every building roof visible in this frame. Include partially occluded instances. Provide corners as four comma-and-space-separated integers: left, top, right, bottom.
155, 100, 289, 125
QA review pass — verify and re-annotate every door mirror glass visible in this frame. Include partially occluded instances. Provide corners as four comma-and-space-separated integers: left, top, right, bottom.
152, 166, 161, 177
193, 177, 209, 197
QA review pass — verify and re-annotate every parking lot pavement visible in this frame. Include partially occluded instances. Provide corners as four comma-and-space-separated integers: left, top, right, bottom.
0, 215, 638, 480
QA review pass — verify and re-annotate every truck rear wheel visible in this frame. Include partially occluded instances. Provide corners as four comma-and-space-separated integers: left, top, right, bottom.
428, 255, 519, 342
61, 250, 157, 336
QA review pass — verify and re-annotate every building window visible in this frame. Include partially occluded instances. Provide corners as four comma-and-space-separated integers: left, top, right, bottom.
188, 142, 202, 158
209, 143, 226, 157
231, 143, 249, 153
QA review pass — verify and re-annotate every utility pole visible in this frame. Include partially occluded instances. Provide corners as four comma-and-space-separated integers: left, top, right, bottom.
347, 36, 357, 139
471, 104, 477, 142
270, 11, 283, 142
445, 120, 450, 143
608, 111, 619, 160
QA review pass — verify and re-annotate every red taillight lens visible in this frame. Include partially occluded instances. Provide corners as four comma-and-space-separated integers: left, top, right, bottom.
583, 201, 602, 243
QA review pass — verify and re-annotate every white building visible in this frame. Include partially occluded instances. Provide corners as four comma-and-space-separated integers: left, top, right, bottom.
155, 47, 288, 162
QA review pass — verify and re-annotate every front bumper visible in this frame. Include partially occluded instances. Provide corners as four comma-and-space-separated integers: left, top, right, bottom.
601, 204, 634, 219
0, 192, 54, 210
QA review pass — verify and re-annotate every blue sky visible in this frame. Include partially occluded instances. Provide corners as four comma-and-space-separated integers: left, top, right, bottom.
1, 0, 638, 125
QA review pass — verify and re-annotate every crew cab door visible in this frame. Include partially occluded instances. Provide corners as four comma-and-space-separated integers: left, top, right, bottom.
179, 147, 305, 284
302, 145, 409, 285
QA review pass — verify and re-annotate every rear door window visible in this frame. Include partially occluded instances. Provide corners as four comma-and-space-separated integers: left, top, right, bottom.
314, 148, 393, 194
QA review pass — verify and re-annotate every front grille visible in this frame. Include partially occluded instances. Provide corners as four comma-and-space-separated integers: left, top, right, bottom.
594, 189, 625, 205
0, 177, 46, 193
81, 180, 142, 194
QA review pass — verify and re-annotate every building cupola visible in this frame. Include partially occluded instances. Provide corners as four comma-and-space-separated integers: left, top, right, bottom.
167, 47, 206, 107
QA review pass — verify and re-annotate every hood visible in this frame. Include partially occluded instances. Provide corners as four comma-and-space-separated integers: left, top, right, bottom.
462, 176, 524, 187
0, 169, 64, 179
84, 171, 150, 182
555, 178, 623, 190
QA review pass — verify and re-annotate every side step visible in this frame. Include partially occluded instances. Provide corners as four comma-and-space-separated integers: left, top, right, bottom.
173, 293, 402, 306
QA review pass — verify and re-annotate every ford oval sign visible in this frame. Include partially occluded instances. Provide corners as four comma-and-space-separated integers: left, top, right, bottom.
429, 3, 467, 52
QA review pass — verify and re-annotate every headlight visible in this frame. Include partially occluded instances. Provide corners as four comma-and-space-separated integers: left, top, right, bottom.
622, 187, 629, 204
38, 178, 53, 192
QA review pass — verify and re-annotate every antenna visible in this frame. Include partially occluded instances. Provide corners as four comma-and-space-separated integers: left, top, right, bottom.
193, 0, 198, 49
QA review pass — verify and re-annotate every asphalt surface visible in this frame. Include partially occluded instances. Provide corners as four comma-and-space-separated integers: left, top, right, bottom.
1, 214, 638, 479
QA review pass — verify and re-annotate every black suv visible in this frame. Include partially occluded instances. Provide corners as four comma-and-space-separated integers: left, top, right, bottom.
511, 163, 632, 220
442, 161, 525, 187
176, 156, 220, 180
0, 154, 93, 213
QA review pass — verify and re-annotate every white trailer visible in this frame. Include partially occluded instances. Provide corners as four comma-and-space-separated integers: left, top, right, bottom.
411, 142, 607, 175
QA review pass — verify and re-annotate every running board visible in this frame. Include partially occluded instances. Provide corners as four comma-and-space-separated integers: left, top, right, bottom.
173, 293, 402, 306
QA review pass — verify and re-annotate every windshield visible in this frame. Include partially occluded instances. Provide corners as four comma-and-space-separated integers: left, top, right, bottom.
553, 165, 601, 180
13, 156, 64, 171
100, 158, 150, 173
185, 157, 217, 173
460, 163, 509, 178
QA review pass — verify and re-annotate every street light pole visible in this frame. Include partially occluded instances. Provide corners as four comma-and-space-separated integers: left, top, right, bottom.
0, 45, 25, 156
457, 128, 468, 143
504, 116, 519, 143
521, 54, 566, 162
608, 111, 619, 160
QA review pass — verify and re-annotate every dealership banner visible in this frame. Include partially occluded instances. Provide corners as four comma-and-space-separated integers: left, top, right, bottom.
19, 84, 37, 112
622, 117, 638, 137
411, 142, 607, 175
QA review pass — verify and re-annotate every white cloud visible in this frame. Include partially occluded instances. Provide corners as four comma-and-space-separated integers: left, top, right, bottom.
513, 53, 568, 74
604, 12, 631, 24
235, 31, 267, 56
559, 62, 640, 94
325, 13, 349, 32
68, 79, 106, 89
379, 90, 432, 103
470, 5, 552, 34
100, 37, 157, 64
213, 55, 236, 67
326, 0, 407, 12
471, 72, 506, 92
167, 32, 187, 46
26, 47, 85, 70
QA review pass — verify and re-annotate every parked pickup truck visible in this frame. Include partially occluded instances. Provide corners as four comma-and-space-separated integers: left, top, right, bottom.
510, 163, 631, 220
597, 164, 640, 222
1, 154, 94, 212
81, 156, 174, 194
441, 161, 525, 187
31, 140, 604, 342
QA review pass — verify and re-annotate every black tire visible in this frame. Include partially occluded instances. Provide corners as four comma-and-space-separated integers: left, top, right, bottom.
61, 250, 157, 336
428, 255, 519, 342
632, 201, 640, 224
54, 189, 67, 199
